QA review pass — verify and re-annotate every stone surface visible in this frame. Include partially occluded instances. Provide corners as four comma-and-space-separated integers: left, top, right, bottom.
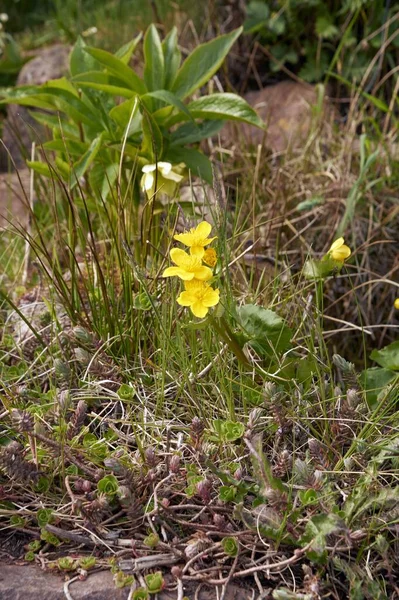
224, 80, 335, 153
0, 564, 254, 600
0, 169, 32, 229
0, 44, 70, 172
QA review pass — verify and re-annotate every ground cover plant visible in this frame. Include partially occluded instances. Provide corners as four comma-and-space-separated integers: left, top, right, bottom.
1, 3, 399, 600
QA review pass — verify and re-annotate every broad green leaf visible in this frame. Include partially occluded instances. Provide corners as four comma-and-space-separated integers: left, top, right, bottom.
237, 304, 292, 357
165, 93, 264, 129
143, 24, 165, 91
70, 36, 99, 77
171, 27, 242, 99
165, 147, 212, 183
115, 33, 142, 64
359, 367, 397, 406
370, 341, 399, 370
0, 86, 56, 110
43, 139, 87, 156
169, 120, 224, 146
141, 90, 191, 120
29, 111, 79, 138
43, 77, 79, 97
84, 47, 147, 94
70, 133, 104, 188
109, 96, 141, 136
72, 79, 136, 99
162, 27, 181, 89
187, 93, 264, 127
26, 160, 52, 178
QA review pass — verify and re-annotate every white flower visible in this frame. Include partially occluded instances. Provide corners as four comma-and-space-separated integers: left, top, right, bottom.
141, 162, 185, 198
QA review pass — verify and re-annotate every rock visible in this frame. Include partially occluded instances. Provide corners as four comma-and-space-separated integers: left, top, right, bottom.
0, 169, 33, 229
225, 81, 335, 153
0, 44, 71, 171
0, 564, 253, 600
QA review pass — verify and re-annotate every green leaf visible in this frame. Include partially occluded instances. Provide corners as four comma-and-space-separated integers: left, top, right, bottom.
171, 27, 242, 99
162, 27, 181, 89
237, 304, 292, 357
36, 509, 53, 527
141, 89, 192, 121
167, 93, 264, 129
73, 77, 136, 99
143, 25, 165, 91
165, 147, 212, 183
30, 111, 79, 137
315, 15, 338, 39
370, 341, 399, 371
70, 36, 99, 77
84, 47, 147, 94
43, 139, 87, 156
97, 474, 119, 496
115, 33, 142, 64
359, 367, 397, 406
221, 536, 239, 557
169, 120, 224, 146
109, 96, 141, 135
0, 85, 56, 110
70, 133, 104, 188
26, 160, 52, 178
243, 1, 270, 33
300, 513, 344, 564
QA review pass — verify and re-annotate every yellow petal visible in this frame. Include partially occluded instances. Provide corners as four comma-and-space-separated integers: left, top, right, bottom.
191, 302, 208, 319
203, 288, 220, 307
194, 266, 213, 281
329, 237, 345, 252
331, 245, 351, 261
177, 290, 197, 306
170, 248, 191, 267
394, 298, 399, 310
195, 221, 212, 238
163, 266, 194, 280
190, 245, 206, 258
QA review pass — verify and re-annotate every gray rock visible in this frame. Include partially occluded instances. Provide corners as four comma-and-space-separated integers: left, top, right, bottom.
224, 81, 336, 153
0, 44, 70, 172
0, 564, 254, 600
0, 169, 32, 229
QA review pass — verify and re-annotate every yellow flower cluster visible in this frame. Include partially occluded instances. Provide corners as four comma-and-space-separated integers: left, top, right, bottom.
162, 222, 220, 319
328, 237, 351, 262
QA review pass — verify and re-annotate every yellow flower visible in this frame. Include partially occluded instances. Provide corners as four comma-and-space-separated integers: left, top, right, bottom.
328, 237, 351, 262
203, 247, 217, 267
394, 298, 399, 310
162, 248, 213, 281
141, 162, 184, 198
174, 221, 216, 258
177, 280, 220, 318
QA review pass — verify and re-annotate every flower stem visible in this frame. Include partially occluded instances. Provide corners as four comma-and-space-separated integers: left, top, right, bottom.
210, 315, 250, 367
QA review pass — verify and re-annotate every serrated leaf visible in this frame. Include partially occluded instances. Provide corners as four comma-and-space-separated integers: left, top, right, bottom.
143, 24, 165, 92
171, 27, 242, 99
